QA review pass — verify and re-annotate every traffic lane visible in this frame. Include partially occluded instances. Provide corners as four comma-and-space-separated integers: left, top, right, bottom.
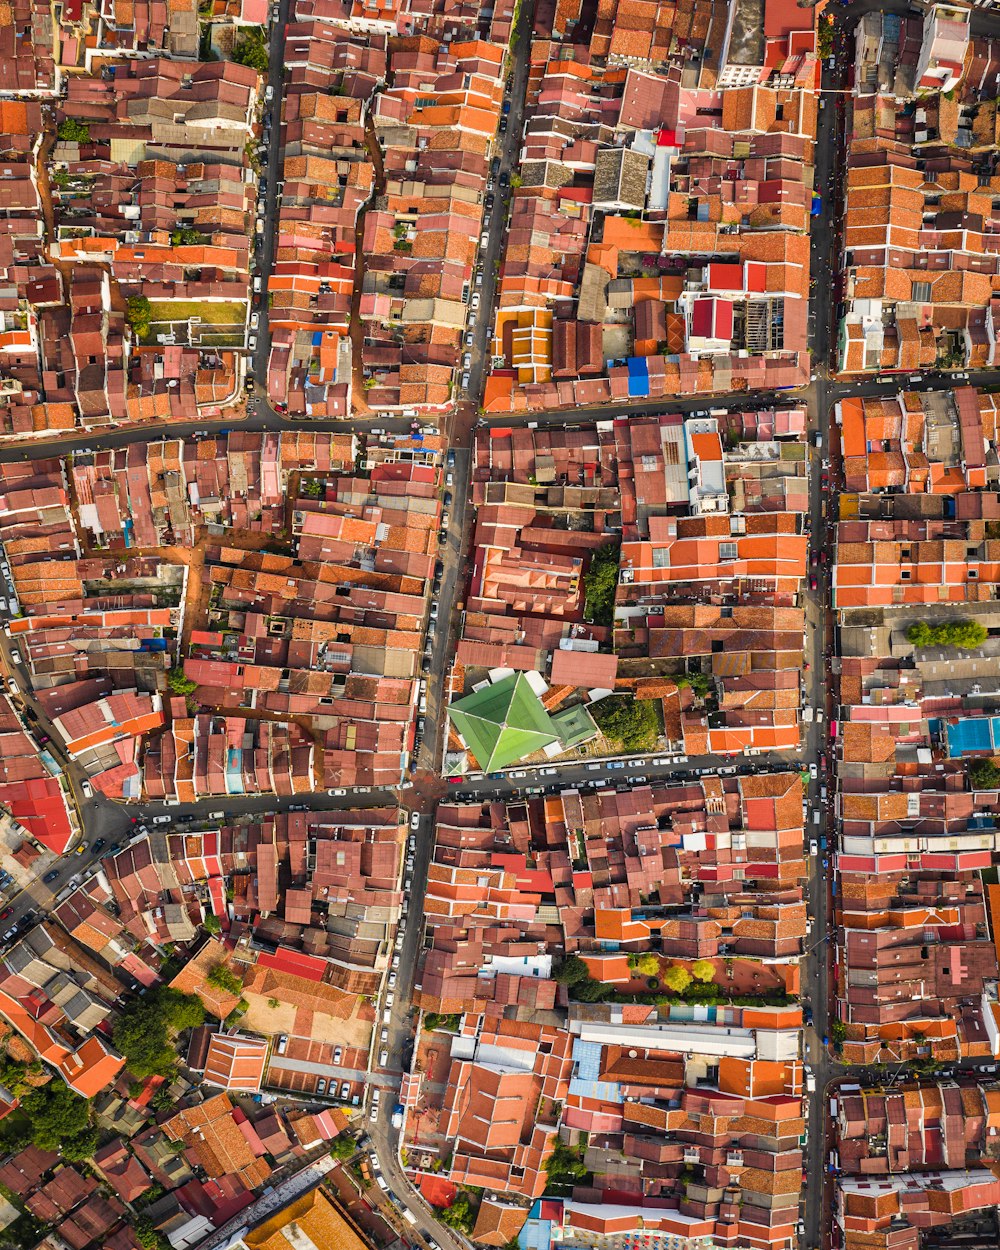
0, 368, 990, 465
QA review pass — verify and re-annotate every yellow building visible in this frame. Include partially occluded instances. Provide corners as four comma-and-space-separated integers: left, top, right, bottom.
227, 1185, 373, 1250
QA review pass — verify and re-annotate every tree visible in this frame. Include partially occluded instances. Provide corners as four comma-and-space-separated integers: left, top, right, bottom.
635, 953, 660, 977
232, 28, 269, 73
439, 1191, 476, 1234
329, 1135, 356, 1160
203, 914, 222, 934
691, 959, 715, 983
126, 294, 152, 340
971, 758, 1000, 790
664, 966, 692, 993
207, 963, 244, 995
592, 695, 660, 753
907, 619, 987, 650
57, 118, 90, 143
20, 1081, 94, 1156
170, 227, 203, 246
572, 977, 614, 1002
553, 955, 590, 986
583, 544, 620, 626
167, 667, 198, 696
113, 988, 205, 1079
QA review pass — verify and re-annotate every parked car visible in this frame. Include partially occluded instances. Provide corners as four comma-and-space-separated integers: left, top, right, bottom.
42, 869, 59, 884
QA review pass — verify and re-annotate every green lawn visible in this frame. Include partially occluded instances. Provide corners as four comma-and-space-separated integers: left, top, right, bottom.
146, 301, 247, 325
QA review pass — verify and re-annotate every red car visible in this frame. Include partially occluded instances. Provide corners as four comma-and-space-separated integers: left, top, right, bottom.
809, 574, 818, 590
0, 908, 12, 921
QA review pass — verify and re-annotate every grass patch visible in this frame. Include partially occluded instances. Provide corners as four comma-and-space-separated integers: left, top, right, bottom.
146, 301, 247, 325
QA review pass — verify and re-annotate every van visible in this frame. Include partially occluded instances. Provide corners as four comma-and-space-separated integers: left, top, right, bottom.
813, 810, 821, 825
382, 1006, 392, 1024
814, 431, 823, 449
276, 1035, 288, 1055
376, 1174, 390, 1192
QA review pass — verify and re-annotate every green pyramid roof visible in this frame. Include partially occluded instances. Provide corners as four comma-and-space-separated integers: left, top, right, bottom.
449, 673, 559, 772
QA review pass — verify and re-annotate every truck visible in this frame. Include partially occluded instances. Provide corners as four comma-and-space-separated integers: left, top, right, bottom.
391, 1103, 404, 1129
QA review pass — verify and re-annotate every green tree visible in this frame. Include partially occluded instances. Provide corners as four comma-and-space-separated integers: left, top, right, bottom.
583, 544, 620, 626
664, 966, 692, 993
907, 619, 987, 650
126, 294, 152, 340
20, 1081, 93, 1155
592, 695, 659, 753
553, 955, 590, 986
971, 758, 1000, 790
57, 118, 91, 143
203, 914, 222, 934
635, 953, 660, 977
439, 1191, 476, 1233
691, 959, 715, 983
167, 668, 198, 695
113, 988, 205, 1079
571, 976, 614, 1003
170, 227, 203, 246
232, 28, 269, 72
329, 1135, 356, 1160
207, 963, 244, 995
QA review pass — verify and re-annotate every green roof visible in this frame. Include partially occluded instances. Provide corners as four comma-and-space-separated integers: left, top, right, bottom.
449, 673, 558, 772
551, 703, 599, 749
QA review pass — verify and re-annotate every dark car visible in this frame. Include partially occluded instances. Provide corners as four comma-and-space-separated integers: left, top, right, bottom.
484, 193, 494, 211
810, 552, 818, 568
446, 449, 455, 468
437, 531, 448, 545
92, 838, 106, 855
434, 559, 444, 577
42, 869, 59, 884
443, 491, 452, 506
499, 170, 510, 188
502, 100, 511, 116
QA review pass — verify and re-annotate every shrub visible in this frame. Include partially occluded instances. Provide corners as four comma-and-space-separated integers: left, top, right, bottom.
57, 118, 90, 143
583, 544, 620, 625
126, 294, 152, 339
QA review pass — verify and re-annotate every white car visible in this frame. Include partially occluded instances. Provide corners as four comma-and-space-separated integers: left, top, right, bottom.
379, 1047, 389, 1066
152, 815, 171, 826
385, 992, 395, 1008
388, 972, 397, 989
328, 788, 347, 796
333, 1045, 342, 1063
10, 650, 21, 666
809, 840, 819, 856
470, 293, 481, 311
369, 1103, 379, 1122
410, 811, 420, 830
248, 335, 257, 351
250, 313, 259, 330
80, 779, 93, 798
809, 763, 818, 780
